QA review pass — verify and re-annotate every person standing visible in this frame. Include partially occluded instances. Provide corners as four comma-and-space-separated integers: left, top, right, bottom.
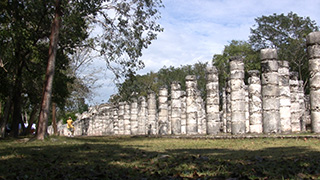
67, 117, 75, 137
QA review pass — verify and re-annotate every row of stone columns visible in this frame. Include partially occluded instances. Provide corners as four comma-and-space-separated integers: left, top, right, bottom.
67, 59, 308, 136
52, 31, 320, 137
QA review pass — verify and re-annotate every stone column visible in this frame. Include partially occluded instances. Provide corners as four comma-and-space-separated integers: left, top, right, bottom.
167, 101, 172, 135
196, 92, 206, 134
104, 106, 113, 135
147, 91, 157, 135
226, 80, 232, 133
130, 98, 138, 135
180, 91, 187, 134
171, 81, 182, 134
298, 80, 306, 132
290, 72, 301, 132
138, 96, 147, 135
206, 66, 220, 134
278, 60, 292, 133
123, 102, 131, 135
304, 95, 312, 130
244, 85, 250, 133
158, 87, 169, 135
118, 102, 125, 135
186, 75, 198, 134
230, 56, 246, 134
112, 106, 119, 135
261, 49, 280, 133
221, 88, 227, 133
248, 70, 263, 134
307, 31, 320, 133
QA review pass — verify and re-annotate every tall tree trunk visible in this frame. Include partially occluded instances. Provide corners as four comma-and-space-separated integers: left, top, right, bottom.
11, 61, 24, 137
0, 98, 12, 138
36, 0, 62, 140
52, 102, 57, 135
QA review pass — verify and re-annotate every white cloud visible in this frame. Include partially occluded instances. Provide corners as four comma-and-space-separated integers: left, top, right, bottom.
89, 0, 320, 104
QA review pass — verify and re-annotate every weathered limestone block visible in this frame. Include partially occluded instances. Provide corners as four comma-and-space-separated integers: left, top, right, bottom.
298, 80, 306, 132
196, 91, 207, 134
130, 98, 139, 135
147, 91, 157, 135
171, 81, 182, 134
290, 72, 301, 132
104, 106, 114, 135
261, 49, 280, 133
168, 102, 172, 135
180, 92, 187, 134
186, 75, 198, 134
97, 104, 110, 135
244, 85, 250, 133
304, 95, 311, 129
124, 102, 131, 135
226, 79, 232, 133
158, 87, 169, 135
206, 66, 220, 134
138, 96, 147, 135
229, 57, 246, 134
307, 31, 320, 133
248, 70, 262, 134
118, 102, 125, 135
77, 112, 91, 136
112, 106, 119, 135
221, 88, 227, 133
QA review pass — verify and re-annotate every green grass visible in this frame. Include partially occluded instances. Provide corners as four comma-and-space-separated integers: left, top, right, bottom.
1, 136, 320, 179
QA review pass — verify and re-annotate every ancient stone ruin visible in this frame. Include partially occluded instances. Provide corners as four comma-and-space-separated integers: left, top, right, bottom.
49, 31, 320, 136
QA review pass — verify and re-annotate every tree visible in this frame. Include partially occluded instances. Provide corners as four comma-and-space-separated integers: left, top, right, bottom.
35, 0, 163, 139
0, 0, 163, 139
114, 62, 208, 103
95, 0, 163, 79
212, 40, 259, 89
249, 12, 319, 89
36, 0, 62, 140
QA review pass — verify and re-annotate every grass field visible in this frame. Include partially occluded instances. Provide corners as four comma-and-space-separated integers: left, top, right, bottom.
1, 135, 320, 179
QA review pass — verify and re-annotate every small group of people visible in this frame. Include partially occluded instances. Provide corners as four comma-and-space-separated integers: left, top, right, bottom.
67, 117, 75, 137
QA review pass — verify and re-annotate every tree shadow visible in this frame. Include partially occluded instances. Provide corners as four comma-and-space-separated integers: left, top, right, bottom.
0, 137, 320, 179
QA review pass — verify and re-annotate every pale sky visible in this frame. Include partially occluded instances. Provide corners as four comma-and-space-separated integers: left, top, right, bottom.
87, 0, 320, 105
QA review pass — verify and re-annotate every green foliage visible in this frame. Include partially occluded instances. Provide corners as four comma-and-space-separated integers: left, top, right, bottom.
212, 40, 259, 89
96, 0, 164, 79
0, 0, 163, 136
113, 62, 208, 102
1, 136, 320, 179
213, 12, 318, 93
249, 12, 319, 90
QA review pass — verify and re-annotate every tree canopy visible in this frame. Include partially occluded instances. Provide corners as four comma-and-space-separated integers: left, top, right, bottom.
212, 12, 318, 92
0, 0, 164, 138
249, 12, 319, 88
112, 62, 208, 103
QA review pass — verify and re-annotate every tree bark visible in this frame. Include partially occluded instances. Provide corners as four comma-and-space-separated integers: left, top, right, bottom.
52, 102, 57, 135
11, 61, 24, 137
36, 0, 62, 140
0, 97, 13, 138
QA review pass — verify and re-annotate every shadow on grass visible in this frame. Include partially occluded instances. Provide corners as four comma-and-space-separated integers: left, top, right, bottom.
0, 137, 320, 179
